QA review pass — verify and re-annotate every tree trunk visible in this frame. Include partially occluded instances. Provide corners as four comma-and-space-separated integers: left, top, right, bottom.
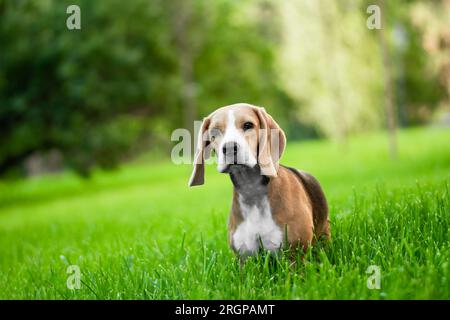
378, 0, 398, 159
172, 0, 197, 136
318, 1, 348, 145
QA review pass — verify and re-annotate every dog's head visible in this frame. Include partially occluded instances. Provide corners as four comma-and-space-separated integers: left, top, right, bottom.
189, 103, 286, 186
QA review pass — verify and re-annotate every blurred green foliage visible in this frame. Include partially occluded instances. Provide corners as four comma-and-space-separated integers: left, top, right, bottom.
0, 0, 290, 176
0, 0, 448, 177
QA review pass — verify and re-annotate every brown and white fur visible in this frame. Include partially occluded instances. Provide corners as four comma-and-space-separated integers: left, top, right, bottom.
189, 103, 330, 257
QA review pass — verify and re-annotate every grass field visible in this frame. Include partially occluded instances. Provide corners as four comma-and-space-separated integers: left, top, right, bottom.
0, 126, 449, 299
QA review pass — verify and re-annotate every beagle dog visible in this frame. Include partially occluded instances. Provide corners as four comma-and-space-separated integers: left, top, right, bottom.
189, 103, 330, 257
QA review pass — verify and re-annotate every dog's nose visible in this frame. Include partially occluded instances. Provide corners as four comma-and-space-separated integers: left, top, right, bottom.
222, 142, 239, 156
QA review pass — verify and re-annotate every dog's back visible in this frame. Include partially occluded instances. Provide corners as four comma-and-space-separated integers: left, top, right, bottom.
282, 165, 330, 241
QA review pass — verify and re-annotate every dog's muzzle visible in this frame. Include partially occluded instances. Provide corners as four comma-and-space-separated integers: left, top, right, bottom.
222, 141, 239, 165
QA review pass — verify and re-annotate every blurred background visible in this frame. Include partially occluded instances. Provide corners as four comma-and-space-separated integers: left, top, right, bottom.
0, 0, 449, 178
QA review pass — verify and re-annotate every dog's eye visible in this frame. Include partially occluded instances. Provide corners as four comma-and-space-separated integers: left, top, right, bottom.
243, 122, 254, 131
210, 128, 221, 141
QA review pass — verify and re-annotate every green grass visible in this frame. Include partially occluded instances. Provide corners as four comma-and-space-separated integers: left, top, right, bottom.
0, 126, 449, 299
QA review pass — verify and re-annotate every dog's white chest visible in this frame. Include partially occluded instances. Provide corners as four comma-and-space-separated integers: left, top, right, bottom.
232, 196, 283, 255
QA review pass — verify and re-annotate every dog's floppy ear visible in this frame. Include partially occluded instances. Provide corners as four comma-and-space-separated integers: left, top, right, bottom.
253, 107, 286, 178
188, 115, 212, 187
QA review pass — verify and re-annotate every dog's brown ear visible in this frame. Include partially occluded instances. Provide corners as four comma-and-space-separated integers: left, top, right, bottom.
188, 116, 212, 187
253, 107, 286, 178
